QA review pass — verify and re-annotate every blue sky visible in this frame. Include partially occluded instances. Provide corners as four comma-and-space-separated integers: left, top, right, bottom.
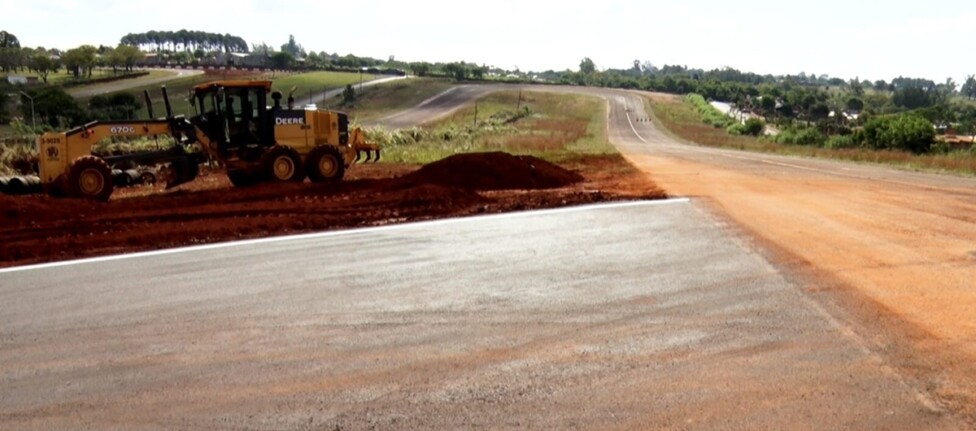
4, 0, 974, 83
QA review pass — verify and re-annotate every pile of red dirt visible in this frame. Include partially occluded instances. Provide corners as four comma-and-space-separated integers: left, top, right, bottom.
404, 152, 583, 191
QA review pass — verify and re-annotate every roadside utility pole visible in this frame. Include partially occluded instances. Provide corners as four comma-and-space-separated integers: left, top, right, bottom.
18, 91, 35, 130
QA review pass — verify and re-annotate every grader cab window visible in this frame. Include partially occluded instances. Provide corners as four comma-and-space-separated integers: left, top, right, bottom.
225, 88, 267, 145
195, 93, 212, 116
191, 89, 227, 146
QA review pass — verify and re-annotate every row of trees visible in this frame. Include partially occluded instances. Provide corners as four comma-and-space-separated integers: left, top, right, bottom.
568, 57, 976, 98
109, 32, 483, 77
2, 29, 150, 80
59, 45, 144, 78
1, 44, 143, 82
120, 30, 248, 54
245, 34, 490, 79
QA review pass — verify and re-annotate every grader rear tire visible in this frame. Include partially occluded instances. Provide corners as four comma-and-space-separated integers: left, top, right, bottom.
305, 145, 346, 183
67, 156, 114, 201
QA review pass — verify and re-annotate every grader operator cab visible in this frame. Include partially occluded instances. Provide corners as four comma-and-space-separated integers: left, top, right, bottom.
34, 80, 379, 201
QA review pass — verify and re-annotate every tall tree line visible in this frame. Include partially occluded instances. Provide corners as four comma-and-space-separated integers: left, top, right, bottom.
120, 30, 248, 54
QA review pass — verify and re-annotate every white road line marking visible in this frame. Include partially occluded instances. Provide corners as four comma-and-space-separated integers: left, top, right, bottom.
624, 103, 648, 144
0, 198, 691, 274
413, 86, 459, 108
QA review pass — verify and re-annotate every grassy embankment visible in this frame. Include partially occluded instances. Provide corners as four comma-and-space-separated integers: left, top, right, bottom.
322, 78, 453, 123
368, 91, 617, 165
646, 95, 976, 176
268, 71, 374, 107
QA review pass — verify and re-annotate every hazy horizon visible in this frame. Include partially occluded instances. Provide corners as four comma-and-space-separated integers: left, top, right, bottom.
5, 0, 974, 84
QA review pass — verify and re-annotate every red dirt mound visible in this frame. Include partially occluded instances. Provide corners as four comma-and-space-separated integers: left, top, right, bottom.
404, 152, 583, 191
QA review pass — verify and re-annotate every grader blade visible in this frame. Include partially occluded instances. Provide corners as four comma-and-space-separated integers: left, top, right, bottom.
163, 156, 200, 189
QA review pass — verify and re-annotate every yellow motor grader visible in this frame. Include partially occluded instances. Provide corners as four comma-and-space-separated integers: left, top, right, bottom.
35, 80, 379, 201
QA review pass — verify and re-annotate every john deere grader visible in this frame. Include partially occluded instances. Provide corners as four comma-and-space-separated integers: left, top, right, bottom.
27, 80, 379, 201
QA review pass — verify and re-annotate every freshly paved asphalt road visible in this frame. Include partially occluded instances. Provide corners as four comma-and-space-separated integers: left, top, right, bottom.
0, 200, 960, 429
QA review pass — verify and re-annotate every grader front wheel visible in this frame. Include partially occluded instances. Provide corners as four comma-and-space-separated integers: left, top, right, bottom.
67, 155, 114, 201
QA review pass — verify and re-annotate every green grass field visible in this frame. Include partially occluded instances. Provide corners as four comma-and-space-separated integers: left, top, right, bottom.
270, 71, 375, 106
646, 94, 976, 176
370, 91, 614, 164
323, 78, 454, 122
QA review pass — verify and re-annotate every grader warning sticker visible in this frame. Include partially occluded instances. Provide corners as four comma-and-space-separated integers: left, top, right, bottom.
46, 145, 59, 161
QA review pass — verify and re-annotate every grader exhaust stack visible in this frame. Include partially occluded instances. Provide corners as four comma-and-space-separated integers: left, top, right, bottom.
143, 90, 155, 118
161, 85, 174, 118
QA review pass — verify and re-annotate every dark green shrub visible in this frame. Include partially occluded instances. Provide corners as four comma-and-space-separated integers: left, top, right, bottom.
686, 94, 734, 129
862, 114, 935, 153
771, 127, 826, 146
727, 123, 747, 135
742, 118, 765, 136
